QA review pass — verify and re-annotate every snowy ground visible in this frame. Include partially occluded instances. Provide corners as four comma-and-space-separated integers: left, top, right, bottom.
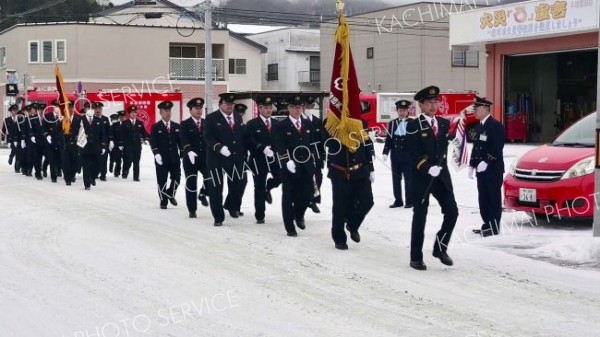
1, 143, 600, 337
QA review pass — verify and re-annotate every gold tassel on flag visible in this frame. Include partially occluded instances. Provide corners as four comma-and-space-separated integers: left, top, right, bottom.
325, 0, 368, 153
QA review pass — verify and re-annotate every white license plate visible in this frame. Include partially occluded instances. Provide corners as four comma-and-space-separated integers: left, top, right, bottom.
519, 188, 537, 202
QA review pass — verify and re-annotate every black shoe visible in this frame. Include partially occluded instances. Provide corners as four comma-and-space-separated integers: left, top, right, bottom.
72, 178, 76, 183
404, 204, 413, 208
57, 172, 62, 177
410, 260, 427, 270
432, 251, 454, 266
100, 176, 107, 181
122, 175, 127, 179
189, 212, 197, 218
214, 222, 223, 227
51, 179, 57, 183
228, 210, 239, 218
472, 229, 482, 234
84, 187, 90, 190
256, 219, 265, 224
346, 224, 360, 243
109, 165, 113, 173
198, 194, 209, 207
43, 171, 47, 178
295, 219, 306, 230
335, 243, 349, 250
169, 198, 177, 206
133, 178, 140, 182
265, 189, 273, 204
91, 180, 96, 186
309, 202, 321, 213
8, 156, 13, 165
481, 230, 497, 238
66, 182, 71, 186
238, 211, 244, 216
287, 231, 298, 237
36, 175, 42, 180
389, 201, 404, 208
160, 204, 167, 209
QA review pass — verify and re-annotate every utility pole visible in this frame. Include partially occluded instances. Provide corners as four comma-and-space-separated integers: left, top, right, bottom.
204, 0, 213, 114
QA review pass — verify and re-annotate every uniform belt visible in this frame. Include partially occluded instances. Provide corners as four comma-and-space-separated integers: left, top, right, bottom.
330, 163, 363, 172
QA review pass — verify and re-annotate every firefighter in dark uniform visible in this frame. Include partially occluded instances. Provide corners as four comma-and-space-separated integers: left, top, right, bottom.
108, 113, 122, 176
121, 105, 148, 181
180, 97, 210, 218
20, 104, 38, 177
27, 103, 46, 180
302, 96, 325, 214
245, 95, 280, 224
407, 85, 459, 271
204, 93, 247, 226
4, 104, 23, 173
232, 103, 249, 213
468, 96, 505, 237
62, 104, 82, 186
71, 104, 107, 190
93, 102, 110, 181
324, 119, 375, 250
383, 99, 414, 208
272, 95, 316, 237
42, 101, 64, 182
150, 101, 181, 209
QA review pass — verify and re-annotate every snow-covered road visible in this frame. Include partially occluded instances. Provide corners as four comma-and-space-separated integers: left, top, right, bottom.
1, 144, 599, 337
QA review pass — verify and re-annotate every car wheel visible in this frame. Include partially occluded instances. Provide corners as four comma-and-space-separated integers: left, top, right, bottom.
466, 125, 477, 143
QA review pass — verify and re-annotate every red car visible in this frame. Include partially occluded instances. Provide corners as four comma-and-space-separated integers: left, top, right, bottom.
503, 112, 596, 218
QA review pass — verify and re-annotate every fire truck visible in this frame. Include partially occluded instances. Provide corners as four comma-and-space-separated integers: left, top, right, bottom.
20, 89, 183, 134
360, 91, 479, 142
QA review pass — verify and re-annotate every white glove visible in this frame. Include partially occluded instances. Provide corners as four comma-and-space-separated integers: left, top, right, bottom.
220, 146, 231, 157
12, 141, 17, 148
21, 140, 26, 148
46, 135, 52, 144
31, 136, 36, 144
188, 151, 197, 164
154, 154, 163, 166
369, 171, 375, 183
101, 149, 106, 156
468, 166, 475, 180
382, 154, 388, 163
476, 161, 488, 173
118, 146, 124, 151
428, 165, 442, 177
263, 146, 274, 158
286, 160, 296, 174
109, 141, 114, 152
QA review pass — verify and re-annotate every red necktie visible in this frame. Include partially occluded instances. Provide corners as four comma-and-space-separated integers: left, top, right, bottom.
266, 119, 271, 133
227, 116, 234, 130
196, 120, 201, 131
296, 120, 301, 133
431, 118, 438, 139
166, 122, 170, 133
88, 117, 93, 126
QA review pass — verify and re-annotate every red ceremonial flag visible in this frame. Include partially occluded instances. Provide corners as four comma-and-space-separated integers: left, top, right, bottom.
324, 1, 367, 152
54, 64, 72, 134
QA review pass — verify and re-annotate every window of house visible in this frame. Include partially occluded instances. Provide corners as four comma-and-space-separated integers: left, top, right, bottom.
55, 40, 66, 63
29, 41, 39, 63
267, 63, 278, 81
42, 40, 53, 63
169, 45, 197, 58
0, 47, 6, 69
452, 50, 479, 67
367, 47, 374, 59
228, 58, 246, 75
309, 56, 320, 83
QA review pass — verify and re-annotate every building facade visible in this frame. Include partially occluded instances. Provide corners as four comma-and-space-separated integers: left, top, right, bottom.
320, 2, 487, 95
247, 28, 321, 91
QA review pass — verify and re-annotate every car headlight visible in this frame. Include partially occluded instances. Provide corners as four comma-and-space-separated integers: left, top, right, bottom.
561, 156, 595, 180
508, 157, 520, 176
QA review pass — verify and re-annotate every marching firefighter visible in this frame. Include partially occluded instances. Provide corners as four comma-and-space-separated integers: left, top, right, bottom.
245, 95, 280, 224
150, 101, 181, 209
121, 105, 148, 181
180, 97, 210, 218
